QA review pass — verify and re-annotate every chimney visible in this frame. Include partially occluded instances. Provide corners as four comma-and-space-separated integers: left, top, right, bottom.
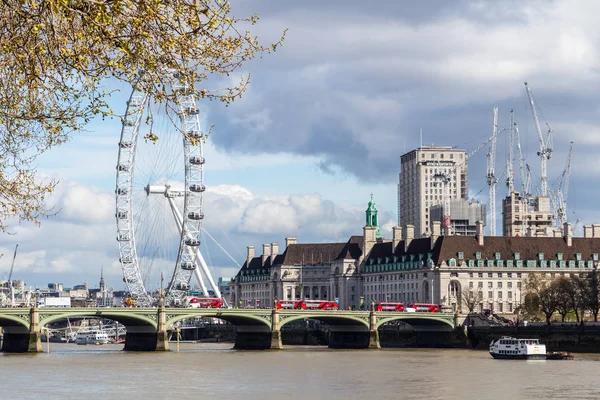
246, 246, 255, 266
584, 225, 593, 238
593, 224, 600, 238
363, 225, 377, 261
271, 242, 279, 264
392, 226, 402, 250
285, 237, 297, 248
564, 222, 572, 247
404, 224, 414, 252
262, 243, 271, 264
476, 221, 484, 246
431, 221, 441, 250
444, 224, 452, 236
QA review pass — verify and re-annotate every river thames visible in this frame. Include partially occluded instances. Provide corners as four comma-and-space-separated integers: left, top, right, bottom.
1, 343, 600, 400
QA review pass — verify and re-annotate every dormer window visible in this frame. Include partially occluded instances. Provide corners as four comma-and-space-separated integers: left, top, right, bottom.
514, 252, 520, 260
457, 252, 464, 260
557, 253, 563, 261
576, 253, 582, 261
495, 252, 501, 260
475, 252, 482, 260
594, 253, 599, 261
538, 253, 544, 261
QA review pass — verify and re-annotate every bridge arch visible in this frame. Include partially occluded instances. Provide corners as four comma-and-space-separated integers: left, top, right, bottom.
0, 314, 30, 330
279, 314, 370, 330
375, 315, 454, 330
165, 312, 271, 330
40, 310, 158, 329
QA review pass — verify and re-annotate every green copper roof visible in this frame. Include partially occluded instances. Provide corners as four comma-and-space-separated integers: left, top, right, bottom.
365, 194, 381, 238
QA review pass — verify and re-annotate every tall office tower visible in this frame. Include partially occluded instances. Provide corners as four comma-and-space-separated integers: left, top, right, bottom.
398, 146, 468, 238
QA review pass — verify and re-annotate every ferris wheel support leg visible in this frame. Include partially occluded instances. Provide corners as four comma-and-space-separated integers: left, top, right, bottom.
168, 196, 209, 296
194, 249, 223, 301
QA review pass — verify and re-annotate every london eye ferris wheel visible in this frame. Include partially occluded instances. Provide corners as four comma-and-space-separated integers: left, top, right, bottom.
115, 72, 222, 307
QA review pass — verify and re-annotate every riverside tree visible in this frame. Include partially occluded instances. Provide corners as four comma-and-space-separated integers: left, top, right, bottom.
0, 0, 284, 232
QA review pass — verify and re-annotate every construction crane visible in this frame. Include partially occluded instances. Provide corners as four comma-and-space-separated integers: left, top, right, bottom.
506, 110, 515, 194
8, 244, 18, 307
555, 141, 574, 225
432, 113, 504, 232
486, 106, 499, 236
513, 122, 531, 198
524, 81, 553, 197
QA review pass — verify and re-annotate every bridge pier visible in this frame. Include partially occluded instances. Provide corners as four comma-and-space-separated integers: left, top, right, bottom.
28, 307, 42, 353
155, 306, 169, 352
368, 311, 380, 349
270, 308, 283, 350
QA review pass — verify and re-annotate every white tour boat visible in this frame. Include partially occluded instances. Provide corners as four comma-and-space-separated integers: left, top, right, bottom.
75, 330, 110, 345
489, 336, 546, 360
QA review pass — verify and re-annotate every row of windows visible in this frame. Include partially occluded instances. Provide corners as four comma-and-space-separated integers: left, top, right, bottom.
457, 251, 598, 262
364, 273, 421, 282
468, 281, 521, 290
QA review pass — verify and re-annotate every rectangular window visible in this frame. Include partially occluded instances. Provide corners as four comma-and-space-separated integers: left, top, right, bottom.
507, 273, 513, 278
498, 291, 503, 299
488, 273, 493, 278
488, 291, 493, 299
508, 303, 513, 312
498, 282, 503, 289
478, 273, 483, 278
498, 303, 503, 312
517, 273, 522, 278
488, 282, 493, 289
498, 273, 503, 278
469, 282, 474, 289
517, 282, 522, 289
507, 282, 512, 289
508, 291, 512, 299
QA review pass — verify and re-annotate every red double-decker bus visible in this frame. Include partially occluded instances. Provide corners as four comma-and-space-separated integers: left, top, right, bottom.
294, 300, 338, 310
375, 302, 405, 312
274, 300, 297, 309
188, 297, 224, 309
409, 303, 440, 312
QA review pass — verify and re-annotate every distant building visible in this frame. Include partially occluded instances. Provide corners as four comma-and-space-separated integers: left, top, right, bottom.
502, 192, 555, 237
398, 146, 468, 238
430, 198, 486, 236
48, 283, 64, 292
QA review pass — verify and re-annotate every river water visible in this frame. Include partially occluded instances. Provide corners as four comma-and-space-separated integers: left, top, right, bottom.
1, 343, 599, 400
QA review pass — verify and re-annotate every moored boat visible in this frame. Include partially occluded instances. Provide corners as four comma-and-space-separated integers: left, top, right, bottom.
489, 336, 546, 360
546, 351, 574, 360
75, 330, 110, 345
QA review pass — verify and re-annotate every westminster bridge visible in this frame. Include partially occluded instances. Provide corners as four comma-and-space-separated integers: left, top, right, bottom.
0, 307, 456, 352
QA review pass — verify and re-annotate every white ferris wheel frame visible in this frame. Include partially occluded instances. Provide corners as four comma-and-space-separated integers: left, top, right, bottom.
115, 75, 222, 306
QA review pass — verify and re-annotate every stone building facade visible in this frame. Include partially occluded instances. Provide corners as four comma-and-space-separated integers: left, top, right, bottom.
231, 196, 600, 313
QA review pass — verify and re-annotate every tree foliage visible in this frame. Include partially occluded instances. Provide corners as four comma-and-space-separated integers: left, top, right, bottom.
0, 0, 285, 232
521, 271, 600, 323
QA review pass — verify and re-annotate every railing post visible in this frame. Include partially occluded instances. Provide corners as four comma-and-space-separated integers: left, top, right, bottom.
368, 310, 380, 349
270, 306, 283, 350
156, 306, 170, 351
28, 307, 42, 352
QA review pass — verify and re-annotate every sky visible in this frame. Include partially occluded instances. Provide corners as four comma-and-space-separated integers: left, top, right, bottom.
2, 0, 600, 291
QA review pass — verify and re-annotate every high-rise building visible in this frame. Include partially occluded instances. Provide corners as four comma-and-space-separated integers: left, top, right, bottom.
398, 146, 468, 238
